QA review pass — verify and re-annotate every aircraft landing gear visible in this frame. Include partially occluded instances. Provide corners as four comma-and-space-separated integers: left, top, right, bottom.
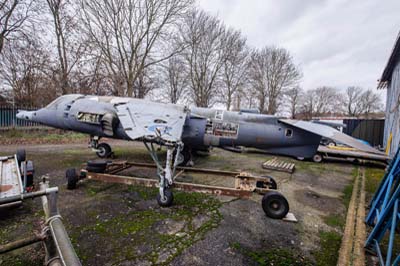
156, 188, 174, 207
144, 141, 183, 208
96, 143, 112, 158
89, 136, 113, 158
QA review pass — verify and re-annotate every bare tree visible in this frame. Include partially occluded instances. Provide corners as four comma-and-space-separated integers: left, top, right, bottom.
46, 0, 90, 94
162, 55, 188, 103
344, 86, 363, 116
301, 86, 340, 119
359, 89, 382, 116
249, 46, 301, 114
285, 86, 303, 118
344, 86, 382, 117
0, 36, 54, 106
220, 30, 248, 110
179, 9, 228, 107
79, 0, 193, 98
0, 0, 36, 54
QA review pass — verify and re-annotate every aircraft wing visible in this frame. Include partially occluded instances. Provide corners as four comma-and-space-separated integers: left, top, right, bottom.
116, 101, 188, 143
279, 119, 384, 155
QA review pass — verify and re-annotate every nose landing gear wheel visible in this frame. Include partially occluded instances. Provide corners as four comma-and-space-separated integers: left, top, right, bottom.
157, 188, 174, 207
261, 191, 289, 219
96, 143, 112, 158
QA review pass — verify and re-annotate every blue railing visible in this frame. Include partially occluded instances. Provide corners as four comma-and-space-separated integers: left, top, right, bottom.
365, 145, 400, 265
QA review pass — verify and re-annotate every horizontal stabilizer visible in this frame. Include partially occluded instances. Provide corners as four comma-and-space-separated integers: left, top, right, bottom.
279, 119, 384, 155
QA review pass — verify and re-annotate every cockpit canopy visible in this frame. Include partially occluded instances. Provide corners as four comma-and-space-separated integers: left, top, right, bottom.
46, 94, 84, 109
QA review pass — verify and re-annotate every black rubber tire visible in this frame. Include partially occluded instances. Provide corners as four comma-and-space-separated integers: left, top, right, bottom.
66, 168, 78, 190
312, 154, 323, 163
327, 141, 336, 147
86, 160, 108, 173
156, 188, 173, 207
96, 143, 112, 158
16, 149, 26, 164
264, 176, 278, 190
257, 176, 278, 190
261, 191, 289, 219
174, 147, 192, 166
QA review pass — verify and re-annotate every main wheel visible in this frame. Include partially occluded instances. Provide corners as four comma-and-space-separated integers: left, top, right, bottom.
157, 188, 173, 207
312, 153, 323, 163
16, 149, 26, 164
66, 168, 78, 190
175, 147, 192, 166
96, 143, 112, 158
261, 191, 289, 219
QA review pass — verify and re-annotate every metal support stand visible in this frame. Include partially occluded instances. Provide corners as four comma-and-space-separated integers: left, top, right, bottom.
143, 141, 183, 203
0, 179, 81, 266
365, 146, 400, 266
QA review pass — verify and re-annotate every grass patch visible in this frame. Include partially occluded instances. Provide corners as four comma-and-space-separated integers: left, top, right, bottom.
231, 242, 313, 266
342, 167, 358, 209
313, 231, 342, 266
0, 129, 86, 144
364, 168, 385, 195
324, 214, 345, 229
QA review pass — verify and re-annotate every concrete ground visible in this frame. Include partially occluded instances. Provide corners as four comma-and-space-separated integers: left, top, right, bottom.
0, 140, 382, 266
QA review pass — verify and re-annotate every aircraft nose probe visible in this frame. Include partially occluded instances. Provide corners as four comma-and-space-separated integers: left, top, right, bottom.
16, 110, 35, 121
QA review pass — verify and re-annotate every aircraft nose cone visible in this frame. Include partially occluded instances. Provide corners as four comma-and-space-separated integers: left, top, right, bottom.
16, 110, 34, 121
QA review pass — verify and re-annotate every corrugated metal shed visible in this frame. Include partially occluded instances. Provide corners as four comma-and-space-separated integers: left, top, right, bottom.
379, 31, 400, 157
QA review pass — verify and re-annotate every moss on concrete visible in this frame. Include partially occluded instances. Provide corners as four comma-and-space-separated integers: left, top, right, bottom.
231, 242, 313, 266
70, 187, 222, 265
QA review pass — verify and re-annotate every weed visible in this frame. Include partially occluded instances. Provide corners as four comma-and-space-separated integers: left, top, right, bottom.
324, 214, 345, 229
313, 230, 342, 266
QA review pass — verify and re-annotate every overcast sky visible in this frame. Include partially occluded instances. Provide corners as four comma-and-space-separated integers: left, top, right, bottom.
198, 0, 400, 92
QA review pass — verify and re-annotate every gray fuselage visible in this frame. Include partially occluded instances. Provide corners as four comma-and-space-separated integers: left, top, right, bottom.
16, 94, 321, 158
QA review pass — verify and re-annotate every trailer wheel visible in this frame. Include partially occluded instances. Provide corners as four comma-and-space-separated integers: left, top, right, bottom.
66, 168, 78, 190
266, 176, 277, 189
86, 160, 108, 173
312, 154, 323, 163
16, 149, 26, 164
157, 188, 173, 207
261, 191, 289, 219
96, 143, 112, 158
327, 141, 336, 147
257, 176, 277, 190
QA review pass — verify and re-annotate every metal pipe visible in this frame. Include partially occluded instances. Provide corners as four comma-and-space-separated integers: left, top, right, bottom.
0, 187, 58, 205
0, 234, 45, 254
48, 218, 81, 266
40, 180, 81, 266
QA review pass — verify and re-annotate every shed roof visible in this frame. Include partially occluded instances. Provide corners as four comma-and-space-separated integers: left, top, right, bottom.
378, 31, 400, 89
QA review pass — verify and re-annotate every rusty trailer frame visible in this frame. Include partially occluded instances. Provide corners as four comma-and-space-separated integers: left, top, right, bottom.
74, 160, 292, 220
81, 160, 275, 198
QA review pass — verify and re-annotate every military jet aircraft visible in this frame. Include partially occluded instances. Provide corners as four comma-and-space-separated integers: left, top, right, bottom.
16, 94, 382, 207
